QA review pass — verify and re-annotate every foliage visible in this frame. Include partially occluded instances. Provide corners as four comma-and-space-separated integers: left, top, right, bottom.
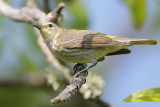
124, 88, 160, 102
124, 0, 146, 29
55, 0, 88, 29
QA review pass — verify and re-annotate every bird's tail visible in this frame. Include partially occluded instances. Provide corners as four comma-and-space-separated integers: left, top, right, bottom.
130, 39, 157, 45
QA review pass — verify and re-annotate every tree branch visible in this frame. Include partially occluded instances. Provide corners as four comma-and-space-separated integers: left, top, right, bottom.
50, 64, 87, 104
0, 0, 46, 24
0, 0, 26, 22
46, 2, 65, 22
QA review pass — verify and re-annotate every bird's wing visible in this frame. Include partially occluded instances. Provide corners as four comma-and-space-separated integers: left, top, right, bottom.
58, 30, 129, 49
106, 48, 131, 56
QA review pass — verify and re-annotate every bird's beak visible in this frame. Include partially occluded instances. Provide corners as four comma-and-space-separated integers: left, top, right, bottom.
32, 25, 42, 30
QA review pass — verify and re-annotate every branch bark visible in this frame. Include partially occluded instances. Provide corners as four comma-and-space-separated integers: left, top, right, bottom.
45, 2, 65, 22
50, 64, 87, 104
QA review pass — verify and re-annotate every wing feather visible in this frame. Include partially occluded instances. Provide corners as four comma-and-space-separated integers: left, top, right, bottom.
57, 30, 129, 49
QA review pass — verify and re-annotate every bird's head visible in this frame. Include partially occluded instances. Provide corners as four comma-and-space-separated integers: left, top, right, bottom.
33, 22, 64, 42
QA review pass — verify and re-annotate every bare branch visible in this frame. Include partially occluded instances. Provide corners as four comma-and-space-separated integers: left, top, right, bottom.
46, 2, 65, 22
0, 0, 46, 24
0, 0, 25, 22
50, 64, 87, 105
26, 0, 37, 8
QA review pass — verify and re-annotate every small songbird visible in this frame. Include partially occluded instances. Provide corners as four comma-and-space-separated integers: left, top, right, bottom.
33, 22, 157, 77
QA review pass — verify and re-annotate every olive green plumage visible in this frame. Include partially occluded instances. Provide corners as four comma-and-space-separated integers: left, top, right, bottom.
33, 22, 157, 64
33, 22, 157, 77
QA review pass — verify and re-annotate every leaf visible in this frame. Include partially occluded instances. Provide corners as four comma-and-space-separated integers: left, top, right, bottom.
124, 0, 146, 29
124, 88, 160, 102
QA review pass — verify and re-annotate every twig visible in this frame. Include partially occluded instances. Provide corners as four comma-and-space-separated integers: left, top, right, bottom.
50, 64, 87, 105
45, 2, 65, 22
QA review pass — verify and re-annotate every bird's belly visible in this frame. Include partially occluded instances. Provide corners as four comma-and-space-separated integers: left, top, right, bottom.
51, 46, 123, 63
53, 49, 96, 63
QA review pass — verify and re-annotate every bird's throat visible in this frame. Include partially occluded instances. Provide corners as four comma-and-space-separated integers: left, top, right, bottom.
40, 30, 54, 44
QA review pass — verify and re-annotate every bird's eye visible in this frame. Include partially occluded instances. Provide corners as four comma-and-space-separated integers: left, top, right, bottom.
48, 24, 53, 27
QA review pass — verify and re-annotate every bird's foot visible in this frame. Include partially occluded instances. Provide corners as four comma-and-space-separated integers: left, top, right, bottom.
71, 63, 88, 84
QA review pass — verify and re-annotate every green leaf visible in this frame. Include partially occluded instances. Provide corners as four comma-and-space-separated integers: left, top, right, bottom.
124, 0, 146, 29
124, 88, 160, 102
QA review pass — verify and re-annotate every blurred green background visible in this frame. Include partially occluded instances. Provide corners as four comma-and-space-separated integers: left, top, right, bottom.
0, 0, 160, 107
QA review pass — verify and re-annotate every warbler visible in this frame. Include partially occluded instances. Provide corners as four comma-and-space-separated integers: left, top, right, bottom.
33, 22, 157, 77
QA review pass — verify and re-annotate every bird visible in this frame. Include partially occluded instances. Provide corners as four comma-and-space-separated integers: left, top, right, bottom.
33, 22, 157, 77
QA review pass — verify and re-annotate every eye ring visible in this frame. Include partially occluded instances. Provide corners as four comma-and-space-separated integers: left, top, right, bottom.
48, 24, 53, 27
